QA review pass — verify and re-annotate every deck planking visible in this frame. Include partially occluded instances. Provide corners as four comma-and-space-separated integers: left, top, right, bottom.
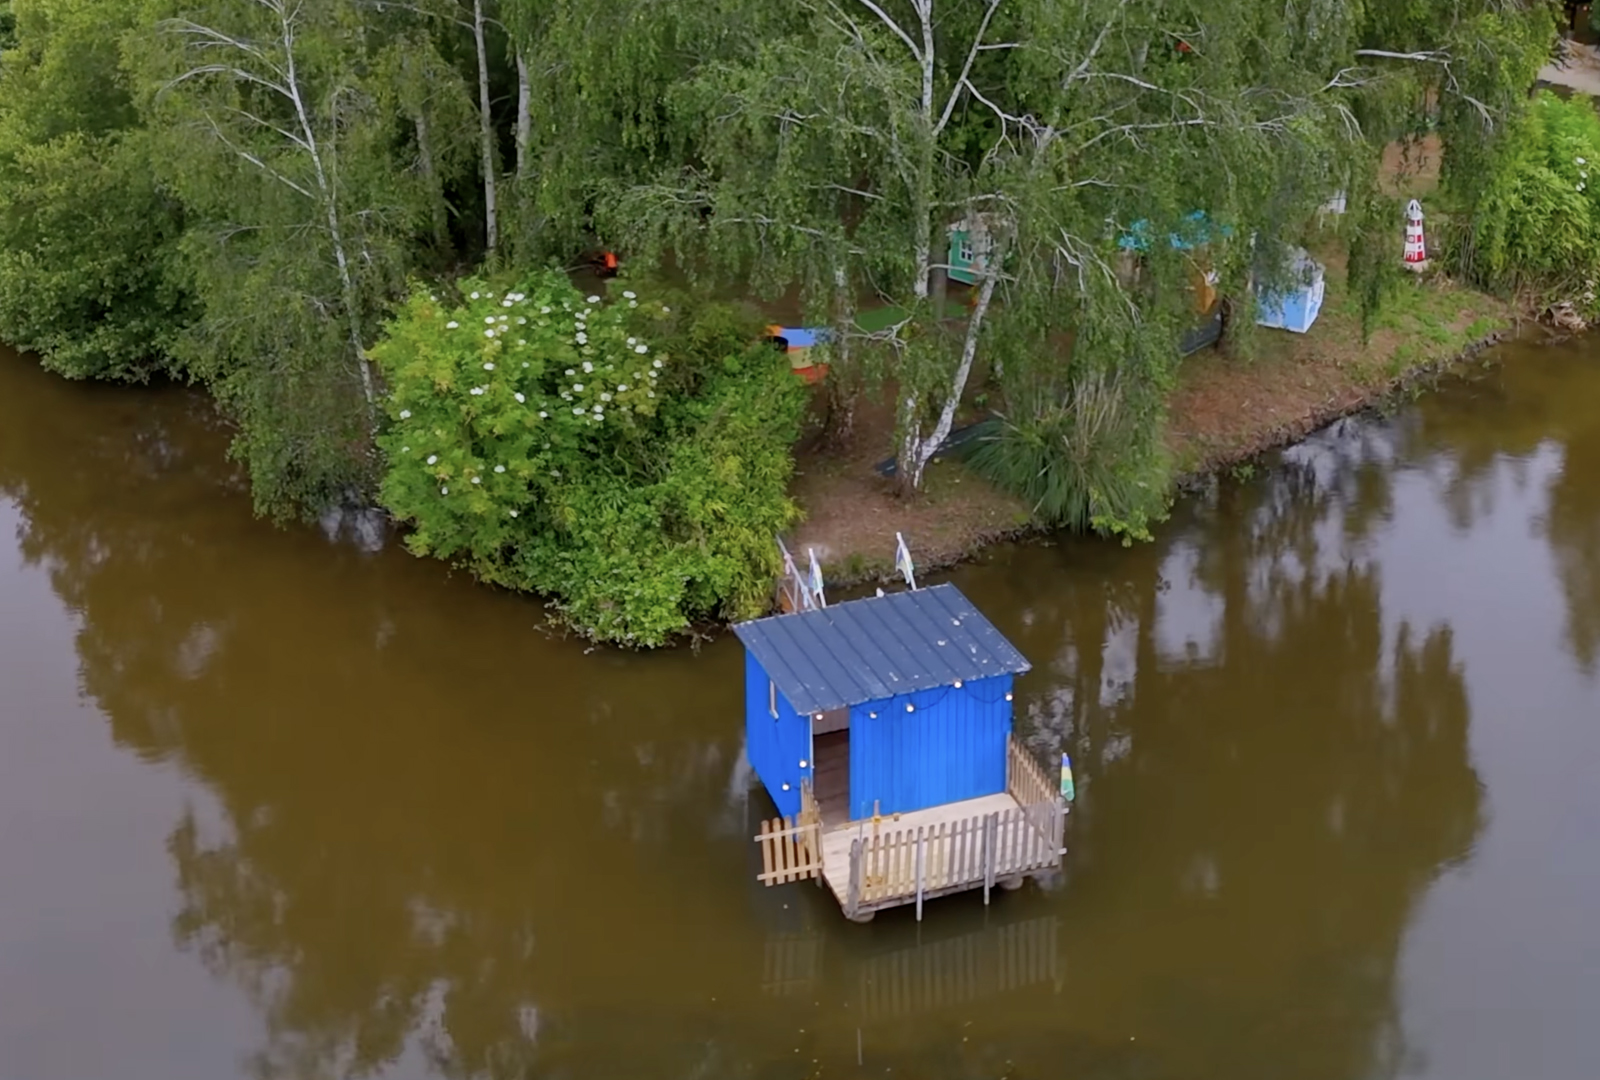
817, 792, 1022, 906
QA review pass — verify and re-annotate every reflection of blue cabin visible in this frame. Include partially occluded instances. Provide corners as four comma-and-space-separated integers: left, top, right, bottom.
734, 583, 1031, 824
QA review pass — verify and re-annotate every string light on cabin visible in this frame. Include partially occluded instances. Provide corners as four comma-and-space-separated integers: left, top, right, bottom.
1005, 692, 1014, 701
906, 703, 915, 713
953, 679, 963, 688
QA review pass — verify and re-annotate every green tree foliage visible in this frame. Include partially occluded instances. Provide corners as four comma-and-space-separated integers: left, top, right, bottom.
374, 269, 806, 644
0, 0, 1567, 635
131, 0, 447, 516
1466, 90, 1600, 307
591, 0, 1552, 524
0, 0, 192, 380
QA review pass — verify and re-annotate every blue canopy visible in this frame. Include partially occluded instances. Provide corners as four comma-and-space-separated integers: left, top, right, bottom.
770, 326, 832, 348
1117, 210, 1233, 253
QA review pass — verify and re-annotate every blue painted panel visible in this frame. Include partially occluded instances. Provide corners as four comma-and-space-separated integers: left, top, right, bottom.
744, 651, 812, 818
847, 674, 1012, 820
770, 326, 832, 348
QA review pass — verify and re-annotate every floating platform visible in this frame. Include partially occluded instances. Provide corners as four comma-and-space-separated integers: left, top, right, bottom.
736, 583, 1065, 921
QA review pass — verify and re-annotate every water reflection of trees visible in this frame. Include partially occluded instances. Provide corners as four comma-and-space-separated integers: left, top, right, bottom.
1545, 409, 1600, 675
969, 419, 1484, 1080
1387, 343, 1600, 676
0, 359, 765, 1078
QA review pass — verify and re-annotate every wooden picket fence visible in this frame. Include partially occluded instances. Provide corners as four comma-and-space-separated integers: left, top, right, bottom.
845, 798, 1064, 919
755, 784, 823, 885
1006, 734, 1056, 809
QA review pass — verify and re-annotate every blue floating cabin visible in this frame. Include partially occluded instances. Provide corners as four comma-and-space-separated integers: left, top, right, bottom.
734, 583, 1066, 922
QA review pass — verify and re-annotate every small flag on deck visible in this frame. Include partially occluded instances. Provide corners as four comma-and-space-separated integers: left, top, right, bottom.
807, 547, 827, 608
1060, 753, 1076, 802
894, 531, 917, 590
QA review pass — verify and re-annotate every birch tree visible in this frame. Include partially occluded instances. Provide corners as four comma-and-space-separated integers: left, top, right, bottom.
469, 0, 499, 257
613, 0, 1356, 490
140, 0, 424, 516
354, 0, 514, 261
376, 33, 476, 258
613, 0, 1551, 504
499, 0, 554, 262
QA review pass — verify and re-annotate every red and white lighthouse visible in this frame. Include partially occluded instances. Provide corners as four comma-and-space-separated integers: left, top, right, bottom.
1403, 198, 1429, 273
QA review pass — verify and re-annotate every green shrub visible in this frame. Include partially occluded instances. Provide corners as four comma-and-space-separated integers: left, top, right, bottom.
1468, 91, 1600, 307
0, 1, 191, 380
967, 368, 1171, 545
373, 269, 805, 645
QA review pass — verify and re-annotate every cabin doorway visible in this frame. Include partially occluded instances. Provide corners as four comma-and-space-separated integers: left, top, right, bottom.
812, 709, 851, 829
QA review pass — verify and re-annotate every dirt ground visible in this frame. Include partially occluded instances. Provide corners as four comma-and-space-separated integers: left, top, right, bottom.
786, 395, 1031, 582
1165, 252, 1513, 474
1380, 133, 1443, 196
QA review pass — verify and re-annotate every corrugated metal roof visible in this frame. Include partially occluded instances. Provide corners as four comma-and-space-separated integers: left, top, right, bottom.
732, 583, 1031, 716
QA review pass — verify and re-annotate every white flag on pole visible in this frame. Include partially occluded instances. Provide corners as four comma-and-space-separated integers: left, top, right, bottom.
894, 532, 917, 590
807, 547, 827, 608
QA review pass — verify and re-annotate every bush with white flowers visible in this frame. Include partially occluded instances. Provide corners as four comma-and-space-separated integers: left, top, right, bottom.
373, 269, 805, 645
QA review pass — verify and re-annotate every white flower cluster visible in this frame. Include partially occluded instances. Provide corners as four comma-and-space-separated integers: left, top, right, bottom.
407, 283, 671, 473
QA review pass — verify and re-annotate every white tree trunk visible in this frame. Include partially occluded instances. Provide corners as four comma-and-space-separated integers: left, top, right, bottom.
913, 211, 932, 299
473, 0, 499, 257
912, 0, 934, 299
515, 51, 532, 181
168, 1, 380, 421
899, 265, 999, 490
278, 11, 375, 411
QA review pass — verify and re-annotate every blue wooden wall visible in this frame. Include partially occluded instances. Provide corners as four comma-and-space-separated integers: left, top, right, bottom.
743, 651, 812, 819
846, 674, 1012, 820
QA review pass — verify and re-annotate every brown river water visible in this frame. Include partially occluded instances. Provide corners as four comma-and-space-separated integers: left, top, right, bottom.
2, 338, 1598, 1080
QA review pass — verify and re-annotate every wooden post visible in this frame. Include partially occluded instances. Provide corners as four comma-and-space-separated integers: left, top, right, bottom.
848, 837, 862, 920
915, 827, 926, 922
983, 812, 997, 904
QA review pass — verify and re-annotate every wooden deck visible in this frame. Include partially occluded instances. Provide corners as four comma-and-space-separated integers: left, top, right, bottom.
818, 792, 1020, 905
753, 735, 1066, 921
819, 788, 1064, 920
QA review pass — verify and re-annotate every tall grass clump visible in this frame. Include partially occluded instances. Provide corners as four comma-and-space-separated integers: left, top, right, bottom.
1466, 91, 1600, 312
967, 368, 1171, 544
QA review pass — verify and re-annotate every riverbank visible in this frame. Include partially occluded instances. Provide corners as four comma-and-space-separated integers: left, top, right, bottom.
786, 263, 1517, 584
